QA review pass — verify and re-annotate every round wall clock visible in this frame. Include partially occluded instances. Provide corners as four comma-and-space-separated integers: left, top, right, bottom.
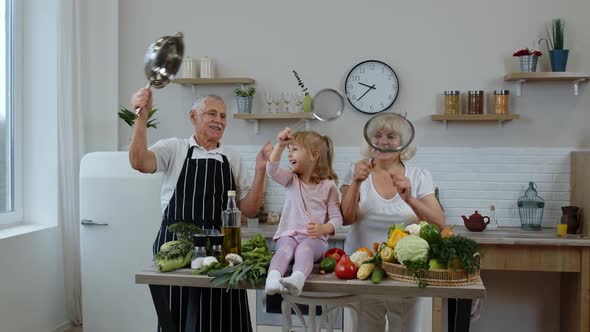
344, 60, 399, 114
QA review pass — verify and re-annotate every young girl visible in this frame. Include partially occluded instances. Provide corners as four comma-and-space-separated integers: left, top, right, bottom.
264, 128, 343, 296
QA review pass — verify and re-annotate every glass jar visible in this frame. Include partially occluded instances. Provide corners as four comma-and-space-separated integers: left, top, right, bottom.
493, 90, 510, 114
467, 90, 484, 114
444, 91, 460, 114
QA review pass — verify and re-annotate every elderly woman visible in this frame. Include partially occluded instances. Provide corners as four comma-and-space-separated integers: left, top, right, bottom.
340, 113, 444, 331
130, 88, 271, 332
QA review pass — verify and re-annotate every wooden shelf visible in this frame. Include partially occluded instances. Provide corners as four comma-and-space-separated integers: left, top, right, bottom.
504, 72, 589, 96
233, 112, 315, 120
431, 114, 519, 128
233, 112, 316, 134
172, 77, 255, 85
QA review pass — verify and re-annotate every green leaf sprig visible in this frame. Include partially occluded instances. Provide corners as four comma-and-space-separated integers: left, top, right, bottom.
167, 222, 203, 242
234, 87, 256, 97
118, 106, 159, 128
292, 70, 309, 96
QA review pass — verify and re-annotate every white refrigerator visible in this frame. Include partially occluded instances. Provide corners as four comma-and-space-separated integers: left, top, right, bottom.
80, 151, 163, 332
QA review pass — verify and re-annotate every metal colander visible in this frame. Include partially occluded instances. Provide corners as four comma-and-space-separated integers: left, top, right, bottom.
517, 181, 545, 231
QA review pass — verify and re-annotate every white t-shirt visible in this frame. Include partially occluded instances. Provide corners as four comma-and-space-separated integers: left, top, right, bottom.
342, 163, 435, 253
149, 136, 251, 213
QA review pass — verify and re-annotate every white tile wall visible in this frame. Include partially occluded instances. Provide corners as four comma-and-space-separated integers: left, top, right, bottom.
230, 146, 571, 228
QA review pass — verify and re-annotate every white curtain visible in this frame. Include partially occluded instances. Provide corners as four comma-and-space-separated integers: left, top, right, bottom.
57, 0, 84, 326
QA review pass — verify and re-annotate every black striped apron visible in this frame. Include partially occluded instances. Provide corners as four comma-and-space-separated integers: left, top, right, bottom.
152, 146, 252, 332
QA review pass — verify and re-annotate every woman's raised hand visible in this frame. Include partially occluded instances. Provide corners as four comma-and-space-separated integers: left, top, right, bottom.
391, 174, 412, 203
277, 127, 293, 146
352, 159, 372, 183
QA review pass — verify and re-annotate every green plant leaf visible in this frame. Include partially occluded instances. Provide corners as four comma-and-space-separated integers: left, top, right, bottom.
118, 106, 159, 128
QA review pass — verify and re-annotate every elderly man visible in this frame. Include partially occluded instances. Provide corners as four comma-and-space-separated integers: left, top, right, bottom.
130, 88, 271, 332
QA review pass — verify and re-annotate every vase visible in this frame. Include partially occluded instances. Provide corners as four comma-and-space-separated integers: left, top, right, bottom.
561, 206, 581, 234
549, 49, 569, 72
236, 96, 253, 113
519, 55, 538, 72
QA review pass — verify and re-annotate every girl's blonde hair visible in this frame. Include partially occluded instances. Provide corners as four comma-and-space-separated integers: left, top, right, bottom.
291, 131, 338, 184
360, 113, 416, 160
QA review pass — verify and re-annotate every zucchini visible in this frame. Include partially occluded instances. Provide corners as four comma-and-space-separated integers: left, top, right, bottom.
371, 267, 384, 284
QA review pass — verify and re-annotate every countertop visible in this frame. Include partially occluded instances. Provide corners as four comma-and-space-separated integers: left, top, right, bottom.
136, 266, 485, 299
242, 223, 590, 247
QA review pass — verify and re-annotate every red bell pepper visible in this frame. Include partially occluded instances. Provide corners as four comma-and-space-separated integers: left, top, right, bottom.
324, 248, 346, 262
334, 254, 357, 279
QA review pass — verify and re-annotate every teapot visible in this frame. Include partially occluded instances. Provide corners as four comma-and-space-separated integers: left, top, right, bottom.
462, 211, 490, 232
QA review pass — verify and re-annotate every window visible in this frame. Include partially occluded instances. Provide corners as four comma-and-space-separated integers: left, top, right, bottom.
0, 0, 20, 225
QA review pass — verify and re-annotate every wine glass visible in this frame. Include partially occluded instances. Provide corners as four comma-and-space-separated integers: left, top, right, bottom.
264, 91, 273, 113
295, 92, 304, 112
272, 95, 282, 113
282, 92, 291, 113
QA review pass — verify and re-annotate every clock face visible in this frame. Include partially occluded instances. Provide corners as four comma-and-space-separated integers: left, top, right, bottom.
344, 60, 399, 114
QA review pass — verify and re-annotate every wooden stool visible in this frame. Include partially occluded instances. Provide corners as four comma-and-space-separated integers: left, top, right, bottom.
281, 293, 361, 332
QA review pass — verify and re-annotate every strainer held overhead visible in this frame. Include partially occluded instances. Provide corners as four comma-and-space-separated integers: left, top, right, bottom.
134, 32, 184, 115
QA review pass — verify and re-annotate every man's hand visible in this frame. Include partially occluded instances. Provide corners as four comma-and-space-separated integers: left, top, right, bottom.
391, 174, 413, 203
131, 88, 152, 120
255, 141, 273, 172
352, 159, 372, 183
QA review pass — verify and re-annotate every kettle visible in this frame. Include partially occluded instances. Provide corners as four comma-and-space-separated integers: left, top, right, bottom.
462, 211, 490, 232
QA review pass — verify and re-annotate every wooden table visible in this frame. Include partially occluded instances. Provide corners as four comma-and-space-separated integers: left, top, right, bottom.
136, 267, 485, 332
431, 227, 590, 332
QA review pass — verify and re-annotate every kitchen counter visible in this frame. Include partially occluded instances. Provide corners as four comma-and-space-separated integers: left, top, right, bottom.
244, 224, 589, 332
135, 266, 485, 299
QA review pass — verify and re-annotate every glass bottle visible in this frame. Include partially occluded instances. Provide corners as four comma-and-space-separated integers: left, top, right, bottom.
191, 232, 208, 269
488, 204, 500, 229
222, 190, 241, 257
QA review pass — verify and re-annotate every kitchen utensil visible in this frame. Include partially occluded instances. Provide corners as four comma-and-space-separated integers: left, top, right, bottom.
134, 32, 184, 115
363, 112, 415, 154
289, 88, 345, 132
462, 211, 490, 232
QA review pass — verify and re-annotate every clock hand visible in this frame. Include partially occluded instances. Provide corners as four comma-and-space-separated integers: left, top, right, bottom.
356, 84, 376, 101
358, 82, 376, 90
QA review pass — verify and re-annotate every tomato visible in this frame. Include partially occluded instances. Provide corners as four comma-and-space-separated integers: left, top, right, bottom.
324, 248, 346, 262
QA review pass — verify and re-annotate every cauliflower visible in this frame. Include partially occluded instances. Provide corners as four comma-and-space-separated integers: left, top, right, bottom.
349, 250, 371, 267
394, 235, 430, 264
404, 224, 421, 236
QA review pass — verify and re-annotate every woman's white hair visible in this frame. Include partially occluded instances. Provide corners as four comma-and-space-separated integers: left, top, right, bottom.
360, 113, 416, 160
190, 95, 225, 113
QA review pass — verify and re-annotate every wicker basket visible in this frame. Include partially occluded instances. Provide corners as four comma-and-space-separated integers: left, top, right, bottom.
382, 259, 480, 287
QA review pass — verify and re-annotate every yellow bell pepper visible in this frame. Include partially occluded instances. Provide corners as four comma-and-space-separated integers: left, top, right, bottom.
387, 229, 408, 249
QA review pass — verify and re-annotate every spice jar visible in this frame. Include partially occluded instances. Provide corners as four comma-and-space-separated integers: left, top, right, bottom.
444, 91, 460, 115
493, 90, 510, 114
467, 90, 484, 114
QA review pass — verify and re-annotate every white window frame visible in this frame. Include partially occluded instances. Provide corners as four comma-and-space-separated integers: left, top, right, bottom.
0, 0, 22, 226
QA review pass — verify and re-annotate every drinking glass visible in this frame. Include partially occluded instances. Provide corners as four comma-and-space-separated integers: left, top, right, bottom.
282, 92, 291, 113
272, 95, 282, 113
265, 92, 273, 113
295, 92, 304, 112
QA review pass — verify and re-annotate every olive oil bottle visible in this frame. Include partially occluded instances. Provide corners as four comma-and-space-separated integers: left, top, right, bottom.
222, 190, 241, 256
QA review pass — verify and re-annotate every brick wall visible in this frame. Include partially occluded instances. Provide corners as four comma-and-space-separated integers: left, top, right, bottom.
231, 146, 570, 228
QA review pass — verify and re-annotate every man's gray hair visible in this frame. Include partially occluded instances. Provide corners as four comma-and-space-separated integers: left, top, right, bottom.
190, 95, 225, 114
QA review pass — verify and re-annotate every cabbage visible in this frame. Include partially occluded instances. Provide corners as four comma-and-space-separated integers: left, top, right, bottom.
394, 235, 430, 264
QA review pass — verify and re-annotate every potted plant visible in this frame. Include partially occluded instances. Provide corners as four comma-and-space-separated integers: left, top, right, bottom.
234, 87, 256, 113
118, 106, 159, 128
513, 48, 543, 72
539, 18, 568, 72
